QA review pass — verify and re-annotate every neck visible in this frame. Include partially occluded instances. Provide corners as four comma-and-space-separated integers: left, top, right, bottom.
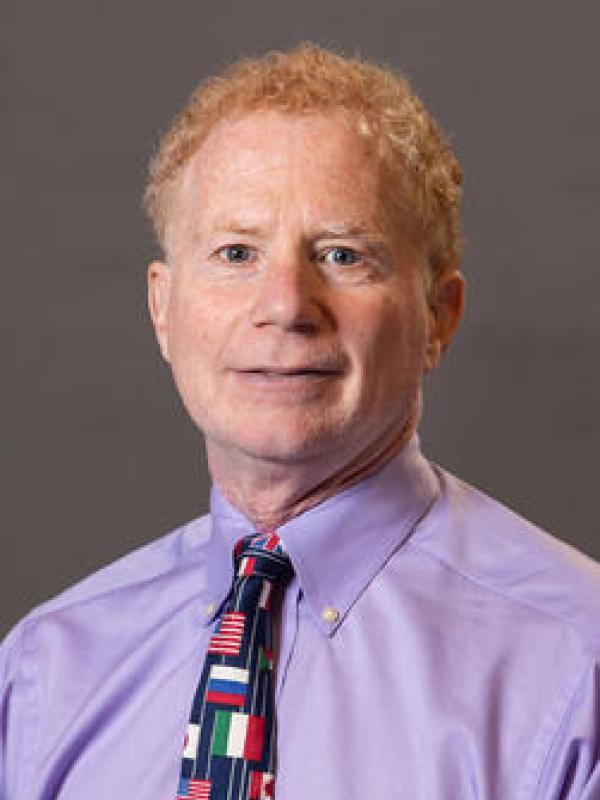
207, 420, 417, 531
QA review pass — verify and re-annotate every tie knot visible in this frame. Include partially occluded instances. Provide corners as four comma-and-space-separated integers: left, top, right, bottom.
234, 533, 294, 586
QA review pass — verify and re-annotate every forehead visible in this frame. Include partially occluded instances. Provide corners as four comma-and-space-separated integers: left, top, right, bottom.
174, 110, 387, 234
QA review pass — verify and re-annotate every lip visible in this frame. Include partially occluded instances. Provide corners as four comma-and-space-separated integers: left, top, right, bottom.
237, 366, 344, 377
231, 365, 344, 400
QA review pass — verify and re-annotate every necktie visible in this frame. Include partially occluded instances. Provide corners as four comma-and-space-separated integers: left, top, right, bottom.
176, 532, 294, 800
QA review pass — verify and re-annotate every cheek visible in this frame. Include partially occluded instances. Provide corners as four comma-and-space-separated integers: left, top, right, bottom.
166, 286, 244, 416
168, 289, 219, 363
348, 296, 428, 380
165, 303, 215, 413
166, 298, 219, 423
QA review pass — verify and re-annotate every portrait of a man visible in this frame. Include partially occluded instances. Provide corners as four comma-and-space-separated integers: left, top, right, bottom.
2, 38, 599, 800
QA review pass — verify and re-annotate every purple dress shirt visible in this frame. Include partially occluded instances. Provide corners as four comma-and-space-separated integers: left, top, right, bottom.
2, 437, 600, 799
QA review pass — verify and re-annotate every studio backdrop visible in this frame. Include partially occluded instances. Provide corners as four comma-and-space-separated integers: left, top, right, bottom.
3, 0, 599, 637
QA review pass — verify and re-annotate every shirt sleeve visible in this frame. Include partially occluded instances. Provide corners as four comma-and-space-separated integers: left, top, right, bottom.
535, 652, 600, 799
0, 620, 38, 800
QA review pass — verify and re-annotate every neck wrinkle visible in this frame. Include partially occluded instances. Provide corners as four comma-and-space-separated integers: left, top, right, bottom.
208, 417, 417, 531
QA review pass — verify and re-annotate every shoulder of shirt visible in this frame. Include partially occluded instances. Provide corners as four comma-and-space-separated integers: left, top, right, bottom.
1, 513, 212, 649
411, 465, 600, 655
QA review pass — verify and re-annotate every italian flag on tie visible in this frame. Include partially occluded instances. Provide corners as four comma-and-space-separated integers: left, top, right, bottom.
258, 646, 274, 671
211, 711, 265, 762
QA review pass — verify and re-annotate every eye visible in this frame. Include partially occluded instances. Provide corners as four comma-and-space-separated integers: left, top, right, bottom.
218, 244, 253, 263
322, 247, 360, 266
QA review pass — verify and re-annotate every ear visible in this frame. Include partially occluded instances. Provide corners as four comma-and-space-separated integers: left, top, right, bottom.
147, 260, 173, 362
424, 269, 465, 371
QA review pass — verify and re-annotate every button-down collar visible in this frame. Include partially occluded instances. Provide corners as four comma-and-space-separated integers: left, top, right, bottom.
205, 435, 439, 635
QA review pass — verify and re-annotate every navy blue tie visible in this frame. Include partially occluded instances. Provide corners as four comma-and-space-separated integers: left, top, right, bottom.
176, 533, 293, 800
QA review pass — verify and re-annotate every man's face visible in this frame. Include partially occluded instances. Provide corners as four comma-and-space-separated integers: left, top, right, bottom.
149, 111, 456, 474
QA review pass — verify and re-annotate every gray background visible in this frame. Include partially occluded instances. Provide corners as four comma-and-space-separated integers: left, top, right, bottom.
3, 1, 599, 638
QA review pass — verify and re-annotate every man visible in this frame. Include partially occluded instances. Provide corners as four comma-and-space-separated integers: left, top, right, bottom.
1, 44, 599, 799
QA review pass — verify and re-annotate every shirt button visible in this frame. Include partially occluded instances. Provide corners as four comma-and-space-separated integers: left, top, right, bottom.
322, 606, 340, 624
205, 602, 216, 617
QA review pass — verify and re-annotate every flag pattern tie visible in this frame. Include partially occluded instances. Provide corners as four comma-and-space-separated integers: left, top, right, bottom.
176, 533, 293, 800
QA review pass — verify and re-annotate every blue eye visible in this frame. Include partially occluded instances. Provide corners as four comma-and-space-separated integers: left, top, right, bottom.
324, 247, 359, 266
221, 244, 252, 263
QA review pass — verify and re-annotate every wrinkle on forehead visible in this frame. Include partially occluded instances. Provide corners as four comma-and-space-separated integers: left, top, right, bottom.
166, 110, 406, 262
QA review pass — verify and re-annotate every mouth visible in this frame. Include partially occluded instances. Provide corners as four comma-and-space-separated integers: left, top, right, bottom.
231, 364, 345, 399
236, 365, 344, 379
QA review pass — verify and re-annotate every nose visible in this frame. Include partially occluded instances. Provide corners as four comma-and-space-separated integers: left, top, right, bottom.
249, 245, 329, 334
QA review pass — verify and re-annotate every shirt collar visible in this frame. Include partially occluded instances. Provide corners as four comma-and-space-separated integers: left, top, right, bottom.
205, 434, 439, 636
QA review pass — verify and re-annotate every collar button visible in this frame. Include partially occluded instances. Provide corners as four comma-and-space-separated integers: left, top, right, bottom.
205, 602, 216, 617
322, 606, 340, 624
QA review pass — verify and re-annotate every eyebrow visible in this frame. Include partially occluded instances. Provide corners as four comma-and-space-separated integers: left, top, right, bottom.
313, 223, 380, 238
210, 221, 267, 236
310, 224, 391, 255
208, 219, 386, 241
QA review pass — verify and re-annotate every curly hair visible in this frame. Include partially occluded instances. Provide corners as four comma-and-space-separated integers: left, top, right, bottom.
143, 43, 463, 278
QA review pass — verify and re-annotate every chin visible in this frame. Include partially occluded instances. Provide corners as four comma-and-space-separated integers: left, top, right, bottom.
210, 417, 348, 466
245, 432, 334, 464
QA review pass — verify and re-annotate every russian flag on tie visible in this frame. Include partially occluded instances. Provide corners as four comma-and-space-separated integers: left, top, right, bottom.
177, 776, 211, 799
211, 711, 265, 762
249, 771, 274, 798
207, 611, 245, 656
206, 665, 249, 706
